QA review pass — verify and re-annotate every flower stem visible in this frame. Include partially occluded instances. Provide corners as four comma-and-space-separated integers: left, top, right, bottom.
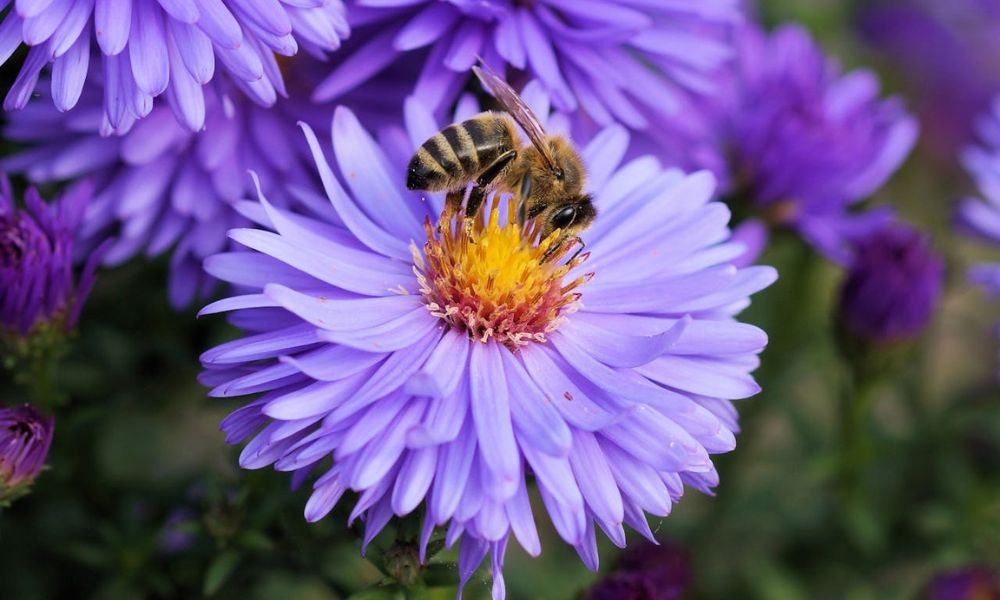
836, 364, 880, 551
2, 324, 69, 412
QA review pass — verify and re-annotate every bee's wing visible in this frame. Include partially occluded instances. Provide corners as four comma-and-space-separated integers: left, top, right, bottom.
473, 62, 556, 171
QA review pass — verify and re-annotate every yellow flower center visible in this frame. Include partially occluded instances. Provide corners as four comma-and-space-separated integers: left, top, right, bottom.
412, 197, 591, 349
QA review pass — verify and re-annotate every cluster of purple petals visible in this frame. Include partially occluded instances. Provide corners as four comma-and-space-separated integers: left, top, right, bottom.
837, 223, 943, 345
0, 404, 54, 489
0, 0, 348, 131
1, 44, 441, 307
958, 96, 1000, 376
2, 74, 333, 307
320, 0, 740, 133
0, 175, 103, 335
199, 91, 774, 598
713, 23, 918, 264
959, 97, 1000, 299
859, 0, 1000, 159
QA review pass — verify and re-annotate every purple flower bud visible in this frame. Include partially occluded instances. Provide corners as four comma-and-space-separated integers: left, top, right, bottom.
924, 567, 1000, 600
585, 542, 690, 600
0, 404, 54, 502
837, 224, 944, 344
0, 176, 105, 338
158, 508, 198, 555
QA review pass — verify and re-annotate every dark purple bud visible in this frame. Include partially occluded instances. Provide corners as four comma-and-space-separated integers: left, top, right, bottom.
158, 508, 198, 554
837, 223, 944, 344
924, 567, 1000, 600
0, 404, 54, 503
0, 176, 105, 338
586, 542, 690, 600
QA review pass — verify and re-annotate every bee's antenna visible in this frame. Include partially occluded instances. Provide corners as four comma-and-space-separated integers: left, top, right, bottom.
473, 55, 503, 86
474, 54, 495, 72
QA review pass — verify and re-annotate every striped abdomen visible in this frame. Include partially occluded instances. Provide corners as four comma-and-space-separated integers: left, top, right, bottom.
406, 114, 517, 192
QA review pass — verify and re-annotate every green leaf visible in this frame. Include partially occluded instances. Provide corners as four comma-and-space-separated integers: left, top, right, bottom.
203, 550, 241, 597
421, 563, 458, 587
422, 538, 447, 563
237, 529, 274, 552
61, 542, 112, 569
748, 560, 808, 600
365, 545, 390, 577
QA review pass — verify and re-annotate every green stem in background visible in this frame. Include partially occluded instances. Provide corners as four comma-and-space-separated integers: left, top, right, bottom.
838, 369, 876, 502
24, 343, 60, 411
2, 322, 70, 412
836, 361, 882, 553
728, 231, 821, 431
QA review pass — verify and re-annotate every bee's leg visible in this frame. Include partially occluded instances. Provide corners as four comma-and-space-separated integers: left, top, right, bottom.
444, 188, 466, 213
466, 150, 517, 218
568, 236, 586, 262
541, 236, 585, 263
464, 187, 487, 220
442, 186, 478, 241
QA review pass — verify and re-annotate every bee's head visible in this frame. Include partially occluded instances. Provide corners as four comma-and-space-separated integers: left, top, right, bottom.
539, 194, 596, 241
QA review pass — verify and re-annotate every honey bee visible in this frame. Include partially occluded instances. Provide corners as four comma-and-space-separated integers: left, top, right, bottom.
406, 61, 595, 259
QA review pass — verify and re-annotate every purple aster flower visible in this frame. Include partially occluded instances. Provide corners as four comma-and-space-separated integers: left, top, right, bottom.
585, 541, 690, 600
859, 0, 1000, 160
0, 0, 348, 130
318, 0, 740, 135
713, 23, 918, 263
2, 68, 335, 307
959, 96, 1000, 293
924, 567, 1000, 600
835, 222, 943, 345
1, 175, 104, 337
0, 404, 55, 505
957, 96, 1000, 376
199, 93, 775, 597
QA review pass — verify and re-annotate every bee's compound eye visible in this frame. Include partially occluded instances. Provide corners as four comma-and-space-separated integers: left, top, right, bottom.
552, 206, 577, 230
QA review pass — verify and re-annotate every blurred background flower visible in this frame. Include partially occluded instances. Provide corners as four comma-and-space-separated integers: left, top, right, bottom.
0, 403, 54, 506
584, 541, 690, 600
957, 95, 1000, 378
3, 80, 326, 307
923, 567, 1000, 600
859, 0, 1000, 162
1, 176, 104, 338
0, 0, 349, 130
958, 96, 1000, 286
836, 223, 944, 347
709, 22, 918, 263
